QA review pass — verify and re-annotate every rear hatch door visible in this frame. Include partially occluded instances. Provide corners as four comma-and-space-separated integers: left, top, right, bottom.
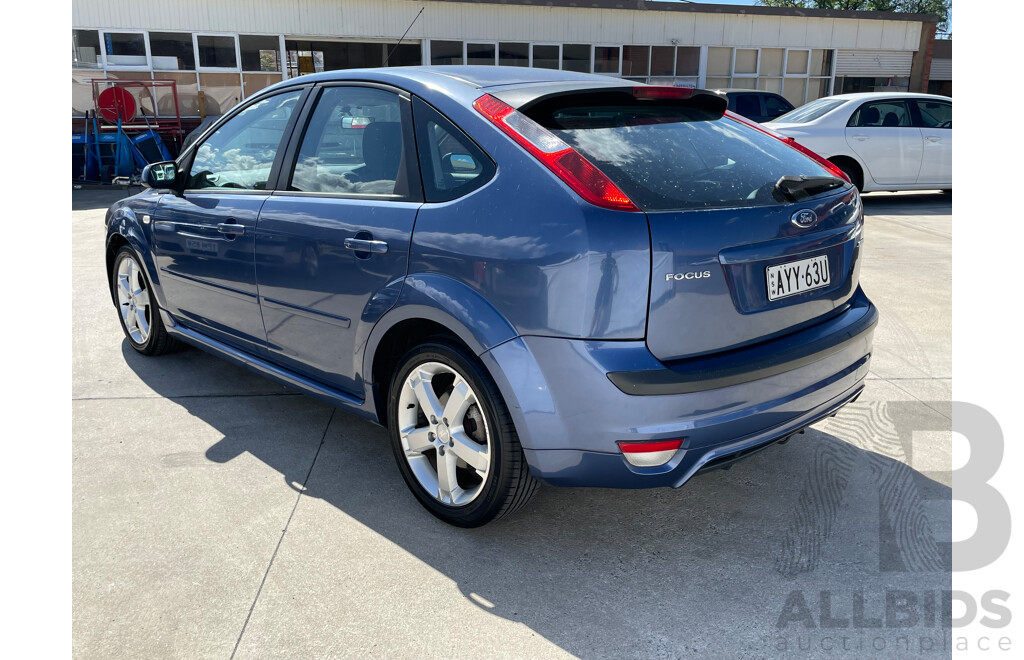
524, 91, 863, 360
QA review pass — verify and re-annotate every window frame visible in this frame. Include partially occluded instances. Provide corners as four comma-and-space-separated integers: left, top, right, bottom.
178, 85, 311, 195
275, 82, 423, 202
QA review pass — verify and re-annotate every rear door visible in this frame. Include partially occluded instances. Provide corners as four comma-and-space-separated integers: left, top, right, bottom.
525, 94, 862, 361
731, 93, 764, 122
844, 98, 923, 185
152, 88, 305, 351
911, 98, 952, 186
254, 84, 421, 396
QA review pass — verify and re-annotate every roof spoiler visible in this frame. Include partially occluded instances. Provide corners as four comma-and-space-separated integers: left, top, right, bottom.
493, 83, 728, 117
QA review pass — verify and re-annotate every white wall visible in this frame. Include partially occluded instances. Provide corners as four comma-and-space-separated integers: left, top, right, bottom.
72, 0, 923, 51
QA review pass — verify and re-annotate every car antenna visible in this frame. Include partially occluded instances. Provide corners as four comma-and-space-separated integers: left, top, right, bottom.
384, 6, 425, 66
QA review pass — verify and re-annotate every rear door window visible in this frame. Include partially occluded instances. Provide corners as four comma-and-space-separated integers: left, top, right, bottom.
912, 99, 952, 129
848, 100, 912, 127
525, 96, 836, 211
732, 94, 761, 118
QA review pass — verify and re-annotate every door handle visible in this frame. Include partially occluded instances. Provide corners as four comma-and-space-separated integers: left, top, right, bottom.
851, 135, 869, 141
344, 238, 389, 254
925, 136, 943, 143
217, 222, 245, 237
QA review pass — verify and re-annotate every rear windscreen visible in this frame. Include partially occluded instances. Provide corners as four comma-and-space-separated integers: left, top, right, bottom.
527, 101, 834, 211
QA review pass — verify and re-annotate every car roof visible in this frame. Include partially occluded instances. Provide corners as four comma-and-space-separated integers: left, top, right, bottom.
288, 65, 617, 90
821, 91, 951, 102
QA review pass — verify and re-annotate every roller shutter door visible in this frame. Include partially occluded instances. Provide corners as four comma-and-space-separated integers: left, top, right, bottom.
835, 50, 914, 76
930, 58, 952, 81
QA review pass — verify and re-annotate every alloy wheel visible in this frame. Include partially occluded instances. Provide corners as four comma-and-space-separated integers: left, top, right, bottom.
397, 361, 492, 506
116, 255, 151, 344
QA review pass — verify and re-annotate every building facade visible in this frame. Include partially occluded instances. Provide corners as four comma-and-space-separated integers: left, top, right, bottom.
72, 0, 941, 128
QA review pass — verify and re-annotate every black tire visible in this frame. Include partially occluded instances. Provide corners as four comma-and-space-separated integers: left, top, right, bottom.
832, 159, 863, 192
387, 339, 539, 527
112, 245, 178, 356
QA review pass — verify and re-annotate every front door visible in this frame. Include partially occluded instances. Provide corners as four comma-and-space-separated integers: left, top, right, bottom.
255, 85, 422, 395
844, 98, 923, 186
152, 88, 305, 352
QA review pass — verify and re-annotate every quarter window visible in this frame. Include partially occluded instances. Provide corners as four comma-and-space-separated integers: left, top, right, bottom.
413, 97, 494, 202
290, 87, 410, 197
187, 89, 302, 190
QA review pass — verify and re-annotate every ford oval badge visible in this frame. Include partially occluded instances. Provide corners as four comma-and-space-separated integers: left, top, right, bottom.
792, 209, 818, 228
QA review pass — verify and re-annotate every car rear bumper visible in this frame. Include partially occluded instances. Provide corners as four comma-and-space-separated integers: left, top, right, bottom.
480, 288, 875, 489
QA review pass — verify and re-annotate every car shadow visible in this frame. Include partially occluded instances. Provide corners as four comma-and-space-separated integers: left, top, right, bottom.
861, 191, 951, 217
122, 339, 952, 657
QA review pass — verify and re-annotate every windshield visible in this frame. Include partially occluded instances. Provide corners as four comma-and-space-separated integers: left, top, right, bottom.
527, 101, 835, 212
770, 98, 847, 124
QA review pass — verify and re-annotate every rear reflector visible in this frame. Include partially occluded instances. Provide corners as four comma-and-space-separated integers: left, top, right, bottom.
724, 110, 852, 184
617, 439, 684, 467
473, 94, 639, 212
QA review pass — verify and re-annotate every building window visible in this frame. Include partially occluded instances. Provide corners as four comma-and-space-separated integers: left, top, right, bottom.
386, 43, 422, 67
431, 40, 463, 66
562, 44, 590, 72
532, 44, 559, 69
240, 35, 281, 72
675, 47, 699, 77
198, 35, 238, 68
499, 42, 528, 66
734, 49, 758, 76
786, 49, 810, 75
73, 30, 101, 68
622, 46, 649, 79
651, 46, 675, 77
466, 42, 496, 66
150, 32, 195, 70
594, 46, 620, 74
104, 32, 146, 67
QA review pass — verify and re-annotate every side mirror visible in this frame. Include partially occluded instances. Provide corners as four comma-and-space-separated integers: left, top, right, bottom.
443, 153, 479, 173
141, 161, 179, 190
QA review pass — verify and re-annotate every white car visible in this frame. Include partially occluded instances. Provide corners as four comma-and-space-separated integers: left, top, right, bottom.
766, 92, 951, 193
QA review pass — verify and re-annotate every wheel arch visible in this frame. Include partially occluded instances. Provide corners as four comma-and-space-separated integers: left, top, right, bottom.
364, 273, 520, 425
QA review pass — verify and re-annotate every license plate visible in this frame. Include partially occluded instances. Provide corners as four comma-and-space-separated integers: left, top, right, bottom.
766, 254, 830, 301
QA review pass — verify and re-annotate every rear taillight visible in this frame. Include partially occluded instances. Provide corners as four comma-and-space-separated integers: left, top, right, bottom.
616, 439, 684, 467
473, 94, 639, 212
724, 110, 852, 184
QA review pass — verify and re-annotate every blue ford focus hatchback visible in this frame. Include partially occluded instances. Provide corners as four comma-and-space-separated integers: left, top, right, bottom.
106, 67, 876, 526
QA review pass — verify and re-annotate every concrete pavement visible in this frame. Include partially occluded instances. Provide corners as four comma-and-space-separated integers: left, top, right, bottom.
72, 189, 952, 659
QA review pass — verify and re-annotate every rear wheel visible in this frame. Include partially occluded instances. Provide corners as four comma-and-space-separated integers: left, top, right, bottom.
112, 246, 177, 355
387, 340, 539, 527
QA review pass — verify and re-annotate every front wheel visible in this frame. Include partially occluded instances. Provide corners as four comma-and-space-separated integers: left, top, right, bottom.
387, 340, 539, 527
112, 246, 177, 355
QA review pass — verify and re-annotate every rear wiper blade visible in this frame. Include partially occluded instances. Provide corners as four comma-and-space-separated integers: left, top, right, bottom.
773, 175, 846, 203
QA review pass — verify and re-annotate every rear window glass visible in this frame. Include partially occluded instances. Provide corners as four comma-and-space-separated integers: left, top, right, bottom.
772, 98, 846, 124
527, 101, 835, 211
